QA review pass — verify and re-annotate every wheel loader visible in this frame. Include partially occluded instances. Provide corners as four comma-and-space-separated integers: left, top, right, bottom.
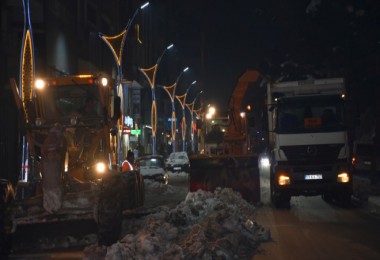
3, 74, 144, 251
189, 70, 261, 204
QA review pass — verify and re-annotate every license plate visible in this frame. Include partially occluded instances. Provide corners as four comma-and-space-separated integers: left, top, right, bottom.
174, 167, 181, 170
304, 174, 323, 180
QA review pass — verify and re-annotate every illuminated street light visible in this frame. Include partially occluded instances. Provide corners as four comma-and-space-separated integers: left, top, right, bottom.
19, 0, 35, 182
209, 106, 216, 116
186, 90, 203, 153
162, 67, 189, 153
206, 105, 216, 119
140, 43, 174, 155
99, 2, 149, 164
176, 80, 197, 152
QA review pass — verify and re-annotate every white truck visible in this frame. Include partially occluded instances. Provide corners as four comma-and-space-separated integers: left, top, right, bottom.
266, 78, 353, 207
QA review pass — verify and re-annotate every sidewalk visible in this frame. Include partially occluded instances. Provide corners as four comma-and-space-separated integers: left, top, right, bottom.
352, 173, 380, 215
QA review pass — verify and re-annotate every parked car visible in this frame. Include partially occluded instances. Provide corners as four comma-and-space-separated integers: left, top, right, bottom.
135, 155, 169, 184
166, 151, 190, 172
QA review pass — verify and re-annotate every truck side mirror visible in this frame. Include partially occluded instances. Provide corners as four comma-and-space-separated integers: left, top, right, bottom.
113, 96, 121, 120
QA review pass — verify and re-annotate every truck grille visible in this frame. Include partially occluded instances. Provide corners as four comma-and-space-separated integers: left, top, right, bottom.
281, 144, 343, 164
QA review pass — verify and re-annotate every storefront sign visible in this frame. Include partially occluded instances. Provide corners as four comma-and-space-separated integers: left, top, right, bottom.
131, 129, 141, 135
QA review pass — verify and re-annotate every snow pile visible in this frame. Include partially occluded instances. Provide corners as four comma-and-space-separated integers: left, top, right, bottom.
83, 188, 270, 259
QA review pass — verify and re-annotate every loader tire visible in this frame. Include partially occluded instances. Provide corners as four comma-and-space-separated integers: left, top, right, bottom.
97, 174, 126, 246
0, 180, 15, 257
122, 172, 139, 210
138, 174, 145, 207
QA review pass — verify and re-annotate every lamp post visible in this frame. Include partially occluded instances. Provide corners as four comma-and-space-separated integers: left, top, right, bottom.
19, 0, 35, 182
176, 80, 196, 152
99, 2, 149, 164
99, 1, 149, 93
162, 67, 189, 153
139, 44, 174, 155
186, 90, 203, 153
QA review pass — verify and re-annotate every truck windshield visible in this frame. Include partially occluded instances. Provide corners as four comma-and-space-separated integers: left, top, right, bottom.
276, 95, 345, 133
41, 84, 102, 119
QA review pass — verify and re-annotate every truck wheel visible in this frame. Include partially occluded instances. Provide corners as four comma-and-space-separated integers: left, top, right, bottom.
270, 179, 290, 208
336, 192, 352, 207
97, 174, 125, 246
271, 191, 290, 208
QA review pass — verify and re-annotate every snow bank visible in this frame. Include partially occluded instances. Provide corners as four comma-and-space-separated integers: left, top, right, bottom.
83, 188, 270, 259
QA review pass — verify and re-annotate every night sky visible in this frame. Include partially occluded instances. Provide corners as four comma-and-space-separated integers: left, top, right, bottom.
157, 0, 380, 113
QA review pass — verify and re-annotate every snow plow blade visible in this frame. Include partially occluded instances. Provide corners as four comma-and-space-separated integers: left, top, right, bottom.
189, 155, 260, 204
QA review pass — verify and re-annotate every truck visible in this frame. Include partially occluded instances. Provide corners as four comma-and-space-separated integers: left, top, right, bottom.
189, 70, 261, 204
1, 74, 144, 254
266, 77, 353, 207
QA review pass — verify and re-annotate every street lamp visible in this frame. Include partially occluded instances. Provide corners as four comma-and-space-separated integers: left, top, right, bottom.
162, 67, 189, 153
176, 80, 197, 152
139, 43, 174, 155
99, 2, 149, 164
99, 1, 149, 92
186, 90, 202, 153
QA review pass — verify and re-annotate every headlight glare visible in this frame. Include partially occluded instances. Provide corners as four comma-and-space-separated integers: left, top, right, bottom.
101, 77, 108, 87
260, 157, 270, 167
337, 172, 350, 183
278, 174, 290, 185
96, 162, 106, 174
35, 79, 46, 90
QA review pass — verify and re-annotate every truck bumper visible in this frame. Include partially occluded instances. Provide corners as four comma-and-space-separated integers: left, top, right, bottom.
272, 163, 353, 197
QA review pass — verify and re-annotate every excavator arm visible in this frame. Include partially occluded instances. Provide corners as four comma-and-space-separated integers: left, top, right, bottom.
223, 70, 260, 155
189, 70, 261, 204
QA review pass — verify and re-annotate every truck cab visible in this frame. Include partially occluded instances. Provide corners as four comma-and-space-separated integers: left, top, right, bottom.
267, 78, 353, 207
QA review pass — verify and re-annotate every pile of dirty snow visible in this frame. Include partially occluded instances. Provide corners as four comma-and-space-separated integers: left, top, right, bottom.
83, 188, 270, 259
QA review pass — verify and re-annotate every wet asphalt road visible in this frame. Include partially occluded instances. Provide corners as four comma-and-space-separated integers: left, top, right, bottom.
255, 167, 380, 260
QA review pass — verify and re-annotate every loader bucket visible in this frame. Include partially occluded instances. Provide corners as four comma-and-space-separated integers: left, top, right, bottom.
189, 155, 261, 204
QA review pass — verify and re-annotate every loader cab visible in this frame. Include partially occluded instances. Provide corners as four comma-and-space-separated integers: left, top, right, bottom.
43, 85, 102, 119
33, 75, 113, 127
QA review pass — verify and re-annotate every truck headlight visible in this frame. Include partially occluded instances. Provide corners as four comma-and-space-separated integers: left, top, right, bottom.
337, 172, 350, 183
278, 174, 290, 185
260, 157, 270, 168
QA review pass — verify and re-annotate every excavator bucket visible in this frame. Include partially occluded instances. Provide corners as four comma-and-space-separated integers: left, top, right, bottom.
188, 155, 261, 204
